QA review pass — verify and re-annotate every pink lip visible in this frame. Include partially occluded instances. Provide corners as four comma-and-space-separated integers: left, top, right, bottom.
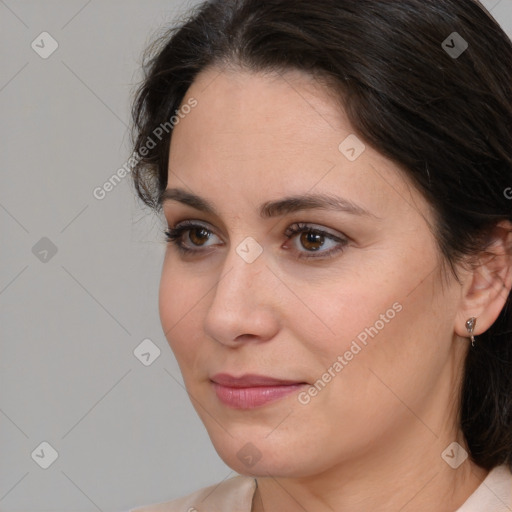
210, 373, 308, 409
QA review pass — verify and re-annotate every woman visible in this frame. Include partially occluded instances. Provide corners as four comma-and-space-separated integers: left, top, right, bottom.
128, 0, 512, 510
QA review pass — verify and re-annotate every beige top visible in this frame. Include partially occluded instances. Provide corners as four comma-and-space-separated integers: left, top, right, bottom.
130, 464, 512, 512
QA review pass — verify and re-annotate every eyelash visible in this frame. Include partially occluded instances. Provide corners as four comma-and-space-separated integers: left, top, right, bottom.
163, 221, 349, 261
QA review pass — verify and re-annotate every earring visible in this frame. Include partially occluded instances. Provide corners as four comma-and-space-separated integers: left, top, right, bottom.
465, 317, 477, 347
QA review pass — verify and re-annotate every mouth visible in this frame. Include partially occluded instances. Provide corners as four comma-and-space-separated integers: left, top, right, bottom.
210, 373, 309, 409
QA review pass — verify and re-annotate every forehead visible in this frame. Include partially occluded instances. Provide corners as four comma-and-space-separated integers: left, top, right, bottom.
178, 66, 347, 144
167, 67, 430, 223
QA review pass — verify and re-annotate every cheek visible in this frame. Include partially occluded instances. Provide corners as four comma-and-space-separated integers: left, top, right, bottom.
158, 260, 203, 363
301, 268, 450, 428
293, 251, 444, 401
290, 267, 403, 366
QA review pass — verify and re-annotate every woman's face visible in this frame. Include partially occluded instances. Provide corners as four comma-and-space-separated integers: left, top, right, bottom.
159, 67, 467, 477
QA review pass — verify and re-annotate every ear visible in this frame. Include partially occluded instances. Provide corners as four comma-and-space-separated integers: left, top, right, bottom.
455, 221, 512, 340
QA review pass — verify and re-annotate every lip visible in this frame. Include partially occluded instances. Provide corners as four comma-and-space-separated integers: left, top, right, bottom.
210, 373, 308, 409
211, 373, 306, 387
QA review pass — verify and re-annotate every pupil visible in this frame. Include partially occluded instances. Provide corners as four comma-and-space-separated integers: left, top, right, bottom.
301, 231, 323, 251
190, 228, 209, 245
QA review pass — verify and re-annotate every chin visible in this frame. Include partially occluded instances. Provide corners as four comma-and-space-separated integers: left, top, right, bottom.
208, 430, 333, 478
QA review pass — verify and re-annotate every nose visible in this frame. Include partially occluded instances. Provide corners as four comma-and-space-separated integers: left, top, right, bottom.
203, 244, 280, 347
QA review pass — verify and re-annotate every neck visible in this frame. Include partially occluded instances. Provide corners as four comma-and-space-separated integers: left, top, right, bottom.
252, 420, 489, 512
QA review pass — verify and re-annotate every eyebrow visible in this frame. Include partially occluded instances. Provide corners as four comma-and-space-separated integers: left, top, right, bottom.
159, 188, 377, 219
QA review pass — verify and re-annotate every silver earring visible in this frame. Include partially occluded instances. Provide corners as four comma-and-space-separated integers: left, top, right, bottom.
465, 317, 477, 347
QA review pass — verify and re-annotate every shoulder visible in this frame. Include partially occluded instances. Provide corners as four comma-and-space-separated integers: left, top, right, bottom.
456, 464, 512, 512
129, 475, 257, 512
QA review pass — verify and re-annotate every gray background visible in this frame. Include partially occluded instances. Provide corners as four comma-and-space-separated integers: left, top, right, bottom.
1, 1, 511, 511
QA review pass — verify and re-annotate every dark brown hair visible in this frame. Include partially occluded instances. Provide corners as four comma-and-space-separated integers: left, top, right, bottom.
130, 0, 512, 471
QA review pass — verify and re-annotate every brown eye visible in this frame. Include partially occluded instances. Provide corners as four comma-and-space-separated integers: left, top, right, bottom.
188, 227, 211, 246
283, 222, 349, 260
299, 231, 325, 251
164, 222, 222, 254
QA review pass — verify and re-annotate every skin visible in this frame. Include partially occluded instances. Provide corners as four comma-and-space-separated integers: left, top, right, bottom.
158, 66, 511, 512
